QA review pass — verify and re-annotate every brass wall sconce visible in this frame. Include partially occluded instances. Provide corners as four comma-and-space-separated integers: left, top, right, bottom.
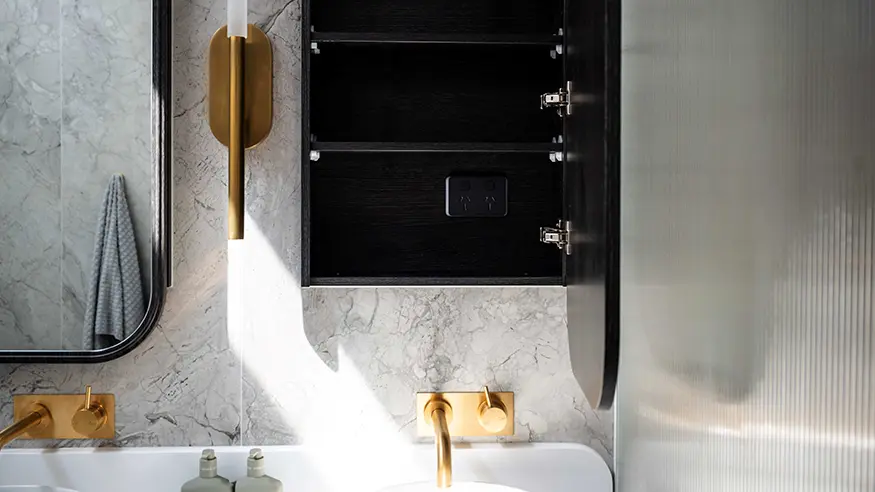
208, 24, 273, 240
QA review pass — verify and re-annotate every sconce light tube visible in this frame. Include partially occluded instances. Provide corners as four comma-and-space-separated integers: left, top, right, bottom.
227, 0, 248, 38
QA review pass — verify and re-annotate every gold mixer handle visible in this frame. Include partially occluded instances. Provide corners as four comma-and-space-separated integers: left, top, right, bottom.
478, 386, 508, 433
71, 386, 107, 436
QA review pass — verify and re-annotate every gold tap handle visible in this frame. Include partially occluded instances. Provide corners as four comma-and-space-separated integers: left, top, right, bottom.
478, 386, 508, 433
72, 386, 107, 436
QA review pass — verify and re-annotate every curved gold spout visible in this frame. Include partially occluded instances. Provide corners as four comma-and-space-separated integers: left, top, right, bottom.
433, 409, 452, 488
0, 404, 50, 449
425, 399, 453, 488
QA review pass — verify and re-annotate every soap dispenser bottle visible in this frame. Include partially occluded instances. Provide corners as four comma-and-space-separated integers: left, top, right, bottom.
181, 449, 234, 492
235, 448, 284, 492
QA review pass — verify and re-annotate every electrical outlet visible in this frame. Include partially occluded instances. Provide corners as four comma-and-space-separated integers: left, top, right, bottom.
445, 175, 508, 217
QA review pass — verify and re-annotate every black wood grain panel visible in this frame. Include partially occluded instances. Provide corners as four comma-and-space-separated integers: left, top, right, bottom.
311, 44, 562, 143
312, 0, 561, 35
311, 32, 561, 46
310, 153, 562, 278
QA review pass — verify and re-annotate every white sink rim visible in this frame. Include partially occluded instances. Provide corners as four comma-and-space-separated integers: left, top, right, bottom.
0, 487, 78, 492
380, 481, 528, 492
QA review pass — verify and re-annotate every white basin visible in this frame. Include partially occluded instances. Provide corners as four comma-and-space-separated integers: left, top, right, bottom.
381, 483, 527, 492
0, 444, 610, 492
0, 488, 77, 492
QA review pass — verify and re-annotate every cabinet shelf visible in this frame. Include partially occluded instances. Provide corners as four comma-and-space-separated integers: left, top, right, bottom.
310, 277, 564, 286
310, 0, 560, 36
311, 32, 561, 46
311, 142, 562, 154
309, 43, 561, 143
306, 153, 563, 281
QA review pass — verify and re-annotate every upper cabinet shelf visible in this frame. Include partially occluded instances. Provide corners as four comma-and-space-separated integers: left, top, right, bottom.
310, 142, 562, 154
311, 0, 561, 36
311, 32, 562, 46
309, 44, 562, 144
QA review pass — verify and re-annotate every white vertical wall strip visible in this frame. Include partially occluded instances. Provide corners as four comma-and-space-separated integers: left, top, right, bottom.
618, 0, 874, 490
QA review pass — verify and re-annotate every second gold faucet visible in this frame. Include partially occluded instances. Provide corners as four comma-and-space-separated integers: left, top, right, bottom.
418, 387, 515, 489
423, 398, 454, 488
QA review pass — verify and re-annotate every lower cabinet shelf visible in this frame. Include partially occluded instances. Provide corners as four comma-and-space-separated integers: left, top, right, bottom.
303, 153, 564, 285
309, 277, 565, 287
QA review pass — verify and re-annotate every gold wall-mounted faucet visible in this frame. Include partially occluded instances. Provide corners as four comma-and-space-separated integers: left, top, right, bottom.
423, 398, 454, 488
0, 386, 115, 448
0, 404, 50, 449
417, 387, 515, 489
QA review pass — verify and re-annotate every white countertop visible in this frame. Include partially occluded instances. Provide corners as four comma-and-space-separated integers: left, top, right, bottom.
0, 443, 611, 492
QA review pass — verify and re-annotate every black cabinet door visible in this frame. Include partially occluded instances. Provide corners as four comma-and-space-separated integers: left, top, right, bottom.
563, 0, 620, 410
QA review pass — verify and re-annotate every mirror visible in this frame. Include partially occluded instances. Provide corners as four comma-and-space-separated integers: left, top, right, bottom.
0, 0, 170, 361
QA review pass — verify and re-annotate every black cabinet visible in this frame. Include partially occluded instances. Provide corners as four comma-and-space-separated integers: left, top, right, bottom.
301, 0, 619, 408
302, 0, 615, 287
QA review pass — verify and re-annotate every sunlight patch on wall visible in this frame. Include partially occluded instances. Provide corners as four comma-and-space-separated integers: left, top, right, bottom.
227, 214, 426, 491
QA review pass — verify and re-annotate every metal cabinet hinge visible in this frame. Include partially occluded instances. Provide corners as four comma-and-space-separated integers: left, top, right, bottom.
540, 81, 572, 116
540, 220, 572, 255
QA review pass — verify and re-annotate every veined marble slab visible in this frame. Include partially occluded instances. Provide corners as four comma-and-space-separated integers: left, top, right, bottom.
0, 0, 153, 350
0, 0, 62, 350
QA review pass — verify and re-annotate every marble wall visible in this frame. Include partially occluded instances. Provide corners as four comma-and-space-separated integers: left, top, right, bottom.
0, 0, 613, 465
0, 0, 152, 350
59, 0, 153, 349
0, 0, 62, 349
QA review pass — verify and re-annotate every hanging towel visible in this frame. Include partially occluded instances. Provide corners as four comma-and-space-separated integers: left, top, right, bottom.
83, 174, 145, 350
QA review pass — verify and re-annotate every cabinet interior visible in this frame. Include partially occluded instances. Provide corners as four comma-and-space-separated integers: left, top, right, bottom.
305, 0, 567, 285
311, 44, 561, 144
310, 153, 563, 282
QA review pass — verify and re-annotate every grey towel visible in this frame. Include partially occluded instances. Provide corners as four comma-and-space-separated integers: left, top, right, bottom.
83, 175, 145, 350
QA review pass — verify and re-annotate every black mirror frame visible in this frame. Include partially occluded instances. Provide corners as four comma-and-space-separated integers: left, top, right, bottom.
0, 1, 172, 363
